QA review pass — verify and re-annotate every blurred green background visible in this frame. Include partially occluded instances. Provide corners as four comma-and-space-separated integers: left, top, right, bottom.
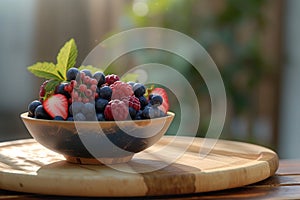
1, 0, 298, 158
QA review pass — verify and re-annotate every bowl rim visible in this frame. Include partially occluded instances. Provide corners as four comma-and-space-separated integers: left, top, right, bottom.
20, 111, 175, 124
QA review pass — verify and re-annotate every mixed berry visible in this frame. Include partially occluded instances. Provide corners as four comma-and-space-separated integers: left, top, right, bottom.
27, 39, 169, 121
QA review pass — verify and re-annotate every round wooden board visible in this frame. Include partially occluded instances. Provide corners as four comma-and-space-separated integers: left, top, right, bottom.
0, 136, 278, 197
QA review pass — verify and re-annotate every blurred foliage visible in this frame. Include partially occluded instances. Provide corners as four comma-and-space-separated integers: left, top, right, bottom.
118, 0, 268, 136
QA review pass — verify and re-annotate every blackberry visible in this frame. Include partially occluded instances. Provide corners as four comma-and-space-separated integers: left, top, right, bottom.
28, 100, 42, 117
133, 83, 146, 97
67, 67, 79, 81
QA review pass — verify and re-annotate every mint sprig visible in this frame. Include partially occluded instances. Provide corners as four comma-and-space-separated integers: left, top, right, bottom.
27, 62, 63, 80
56, 38, 78, 80
27, 38, 78, 97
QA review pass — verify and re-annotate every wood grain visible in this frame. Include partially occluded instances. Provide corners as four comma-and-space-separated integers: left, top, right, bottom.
0, 136, 278, 197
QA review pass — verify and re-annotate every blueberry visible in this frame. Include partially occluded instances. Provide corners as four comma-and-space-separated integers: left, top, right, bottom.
67, 67, 79, 81
142, 106, 154, 119
82, 102, 95, 116
128, 107, 137, 119
28, 100, 42, 117
93, 71, 106, 87
53, 116, 64, 121
35, 105, 51, 119
67, 116, 74, 121
95, 98, 108, 113
150, 95, 163, 107
81, 69, 92, 77
96, 113, 105, 121
138, 96, 148, 109
74, 112, 86, 121
133, 83, 146, 97
148, 94, 153, 100
55, 83, 71, 98
142, 106, 162, 119
85, 113, 97, 121
135, 110, 143, 120
127, 81, 135, 88
98, 86, 112, 100
69, 102, 84, 116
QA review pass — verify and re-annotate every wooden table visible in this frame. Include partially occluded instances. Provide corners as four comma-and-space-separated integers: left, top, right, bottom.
0, 159, 299, 199
0, 157, 299, 199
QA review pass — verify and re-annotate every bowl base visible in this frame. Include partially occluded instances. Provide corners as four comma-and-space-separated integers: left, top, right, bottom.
64, 155, 134, 165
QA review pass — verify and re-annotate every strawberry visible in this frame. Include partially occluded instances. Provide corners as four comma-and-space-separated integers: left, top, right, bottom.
150, 88, 169, 113
43, 94, 68, 120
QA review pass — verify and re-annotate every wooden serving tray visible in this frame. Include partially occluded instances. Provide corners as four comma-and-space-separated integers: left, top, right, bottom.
0, 136, 278, 197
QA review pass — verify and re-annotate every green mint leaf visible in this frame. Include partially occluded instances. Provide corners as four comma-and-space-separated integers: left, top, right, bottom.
56, 38, 78, 80
27, 62, 63, 80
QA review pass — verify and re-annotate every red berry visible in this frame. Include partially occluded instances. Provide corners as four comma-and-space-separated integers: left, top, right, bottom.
90, 84, 97, 92
70, 80, 77, 87
65, 84, 73, 93
90, 78, 98, 85
83, 76, 91, 84
105, 74, 120, 85
79, 84, 87, 92
80, 72, 85, 79
83, 97, 90, 103
72, 91, 79, 99
110, 81, 133, 100
39, 80, 49, 98
122, 96, 141, 111
104, 99, 129, 121
84, 89, 93, 97
43, 94, 68, 119
150, 88, 169, 113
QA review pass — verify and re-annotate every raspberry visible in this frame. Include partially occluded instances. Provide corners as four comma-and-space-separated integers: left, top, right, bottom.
39, 80, 49, 99
110, 81, 133, 100
104, 99, 129, 121
79, 84, 87, 92
122, 95, 141, 111
105, 74, 120, 85
72, 72, 98, 103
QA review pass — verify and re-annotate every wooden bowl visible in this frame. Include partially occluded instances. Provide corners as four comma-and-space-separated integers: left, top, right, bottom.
20, 112, 174, 165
